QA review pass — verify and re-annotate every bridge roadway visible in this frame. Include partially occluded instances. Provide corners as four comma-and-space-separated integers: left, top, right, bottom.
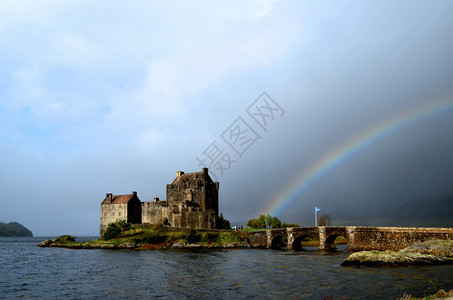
247, 226, 453, 251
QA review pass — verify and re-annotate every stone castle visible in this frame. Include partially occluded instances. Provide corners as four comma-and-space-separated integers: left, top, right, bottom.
100, 168, 219, 235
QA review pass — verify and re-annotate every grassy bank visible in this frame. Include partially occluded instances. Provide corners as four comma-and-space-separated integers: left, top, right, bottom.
38, 227, 248, 249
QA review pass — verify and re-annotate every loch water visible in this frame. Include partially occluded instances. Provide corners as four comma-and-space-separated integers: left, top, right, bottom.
1, 237, 452, 299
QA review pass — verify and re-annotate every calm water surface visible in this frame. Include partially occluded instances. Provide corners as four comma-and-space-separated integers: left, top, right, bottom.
0, 237, 452, 299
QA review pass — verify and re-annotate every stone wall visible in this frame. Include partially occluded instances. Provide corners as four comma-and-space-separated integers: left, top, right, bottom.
127, 197, 142, 224
248, 231, 268, 248
141, 202, 216, 230
100, 169, 219, 235
349, 226, 453, 251
141, 202, 172, 225
166, 173, 219, 215
166, 184, 203, 207
100, 204, 128, 236
290, 227, 320, 250
247, 226, 453, 250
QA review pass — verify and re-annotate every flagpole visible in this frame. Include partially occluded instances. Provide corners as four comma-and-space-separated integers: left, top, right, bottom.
315, 207, 320, 227
315, 207, 317, 227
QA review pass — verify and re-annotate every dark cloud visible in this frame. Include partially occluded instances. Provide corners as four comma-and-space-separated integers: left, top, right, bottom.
1, 1, 452, 235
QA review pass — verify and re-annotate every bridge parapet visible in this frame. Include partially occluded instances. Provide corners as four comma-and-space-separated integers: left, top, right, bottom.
349, 226, 453, 251
246, 226, 452, 251
248, 230, 267, 248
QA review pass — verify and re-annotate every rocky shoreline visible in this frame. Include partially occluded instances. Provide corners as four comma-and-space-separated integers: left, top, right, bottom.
341, 240, 453, 267
39, 236, 453, 263
37, 235, 249, 250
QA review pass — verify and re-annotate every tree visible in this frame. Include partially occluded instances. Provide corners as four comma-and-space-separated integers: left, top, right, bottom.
247, 218, 258, 228
247, 215, 267, 229
215, 213, 231, 229
102, 220, 132, 240
257, 215, 267, 228
186, 228, 201, 244
269, 216, 281, 229
247, 214, 282, 229
318, 214, 331, 226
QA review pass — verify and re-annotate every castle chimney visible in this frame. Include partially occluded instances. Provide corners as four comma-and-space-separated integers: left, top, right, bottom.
177, 171, 184, 177
154, 194, 159, 202
106, 193, 113, 203
202, 167, 208, 174
132, 191, 137, 197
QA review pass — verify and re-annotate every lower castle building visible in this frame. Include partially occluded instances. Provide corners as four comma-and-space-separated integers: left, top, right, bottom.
100, 168, 219, 235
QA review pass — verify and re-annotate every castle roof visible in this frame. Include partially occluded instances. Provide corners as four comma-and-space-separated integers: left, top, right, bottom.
171, 171, 204, 185
101, 193, 137, 205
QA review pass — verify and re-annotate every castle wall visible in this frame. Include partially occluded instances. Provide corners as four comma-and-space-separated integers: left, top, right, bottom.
166, 174, 219, 216
203, 181, 219, 214
127, 196, 142, 224
141, 202, 172, 225
100, 204, 128, 235
141, 201, 216, 229
166, 184, 204, 208
100, 169, 220, 236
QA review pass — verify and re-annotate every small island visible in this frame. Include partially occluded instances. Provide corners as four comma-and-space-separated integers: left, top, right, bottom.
38, 224, 248, 250
0, 222, 33, 237
341, 240, 453, 267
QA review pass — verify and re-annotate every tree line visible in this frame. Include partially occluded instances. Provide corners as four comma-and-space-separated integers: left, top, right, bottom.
247, 214, 332, 229
247, 214, 300, 229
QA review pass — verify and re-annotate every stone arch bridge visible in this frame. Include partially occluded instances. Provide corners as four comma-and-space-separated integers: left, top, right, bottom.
247, 226, 453, 251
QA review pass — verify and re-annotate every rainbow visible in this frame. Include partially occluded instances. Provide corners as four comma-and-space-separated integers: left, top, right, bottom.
264, 98, 453, 217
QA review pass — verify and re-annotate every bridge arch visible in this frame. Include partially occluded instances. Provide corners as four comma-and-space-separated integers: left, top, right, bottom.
291, 234, 318, 250
271, 235, 287, 249
323, 234, 341, 250
321, 230, 348, 250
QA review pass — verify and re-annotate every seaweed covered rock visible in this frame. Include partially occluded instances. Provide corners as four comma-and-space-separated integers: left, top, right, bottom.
342, 240, 453, 267
341, 250, 452, 267
38, 235, 77, 247
400, 239, 453, 257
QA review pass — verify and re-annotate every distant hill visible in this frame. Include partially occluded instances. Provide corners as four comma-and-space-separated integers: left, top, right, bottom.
0, 222, 33, 237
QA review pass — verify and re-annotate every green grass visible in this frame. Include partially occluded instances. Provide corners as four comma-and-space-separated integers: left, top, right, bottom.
215, 232, 239, 243
54, 235, 76, 244
98, 227, 243, 247
242, 227, 267, 232
41, 226, 248, 249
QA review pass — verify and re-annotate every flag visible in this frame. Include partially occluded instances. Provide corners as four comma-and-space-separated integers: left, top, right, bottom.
315, 207, 321, 212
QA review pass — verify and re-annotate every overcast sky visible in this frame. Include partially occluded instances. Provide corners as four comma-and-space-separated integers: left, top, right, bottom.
1, 1, 452, 236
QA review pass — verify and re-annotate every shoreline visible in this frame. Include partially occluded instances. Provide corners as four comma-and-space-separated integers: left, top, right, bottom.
38, 237, 250, 250
38, 232, 453, 269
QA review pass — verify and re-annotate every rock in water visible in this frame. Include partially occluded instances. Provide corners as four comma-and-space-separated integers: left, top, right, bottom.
342, 239, 453, 267
400, 239, 453, 257
341, 250, 453, 267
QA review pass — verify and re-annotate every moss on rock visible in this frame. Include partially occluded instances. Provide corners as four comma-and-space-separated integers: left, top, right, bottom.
342, 240, 453, 267
400, 240, 453, 257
